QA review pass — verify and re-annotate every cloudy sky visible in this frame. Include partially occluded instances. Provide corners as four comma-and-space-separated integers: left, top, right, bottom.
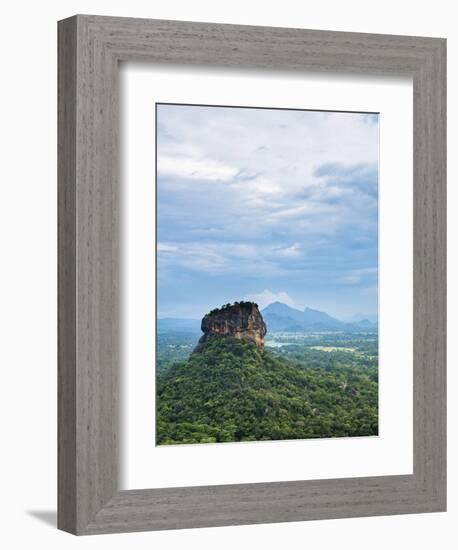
156, 103, 379, 321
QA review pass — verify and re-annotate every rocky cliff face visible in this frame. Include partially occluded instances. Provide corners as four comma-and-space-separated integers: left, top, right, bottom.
196, 302, 267, 351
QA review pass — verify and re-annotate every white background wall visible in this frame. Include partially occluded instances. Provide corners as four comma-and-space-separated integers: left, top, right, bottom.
0, 1, 455, 548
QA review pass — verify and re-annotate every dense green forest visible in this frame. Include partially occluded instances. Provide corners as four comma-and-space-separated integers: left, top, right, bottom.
157, 330, 378, 371
156, 336, 378, 445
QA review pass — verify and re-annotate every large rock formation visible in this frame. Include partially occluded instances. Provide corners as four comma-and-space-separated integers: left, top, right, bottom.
196, 302, 267, 351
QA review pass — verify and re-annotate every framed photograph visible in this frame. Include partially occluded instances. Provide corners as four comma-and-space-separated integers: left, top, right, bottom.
58, 15, 446, 535
154, 102, 381, 444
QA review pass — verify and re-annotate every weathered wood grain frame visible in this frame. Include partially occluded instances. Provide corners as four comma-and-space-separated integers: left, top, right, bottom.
58, 14, 446, 535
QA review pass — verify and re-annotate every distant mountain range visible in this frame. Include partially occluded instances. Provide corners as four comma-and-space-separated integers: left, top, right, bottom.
344, 311, 378, 324
158, 302, 377, 334
262, 302, 376, 332
157, 317, 202, 333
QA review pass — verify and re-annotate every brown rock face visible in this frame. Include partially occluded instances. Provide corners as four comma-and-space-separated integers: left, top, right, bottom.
196, 302, 267, 351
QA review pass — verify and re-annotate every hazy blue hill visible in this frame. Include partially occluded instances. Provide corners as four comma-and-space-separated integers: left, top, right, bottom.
261, 302, 376, 332
262, 302, 344, 331
302, 306, 343, 326
157, 317, 201, 333
262, 301, 309, 323
258, 311, 304, 332
346, 312, 378, 324
156, 337, 378, 445
352, 319, 376, 328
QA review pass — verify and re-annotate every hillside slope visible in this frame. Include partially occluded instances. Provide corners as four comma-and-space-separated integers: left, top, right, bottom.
156, 337, 378, 445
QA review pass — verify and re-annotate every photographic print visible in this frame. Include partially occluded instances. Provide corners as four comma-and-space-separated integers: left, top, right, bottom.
156, 103, 379, 446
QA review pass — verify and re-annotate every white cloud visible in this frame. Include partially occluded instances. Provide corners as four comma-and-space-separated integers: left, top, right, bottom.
276, 243, 302, 257
158, 243, 227, 273
362, 285, 378, 295
243, 289, 296, 310
251, 175, 282, 195
342, 267, 378, 284
157, 241, 263, 275
158, 154, 237, 181
268, 201, 333, 221
157, 242, 178, 253
157, 105, 379, 247
156, 105, 378, 317
342, 274, 361, 284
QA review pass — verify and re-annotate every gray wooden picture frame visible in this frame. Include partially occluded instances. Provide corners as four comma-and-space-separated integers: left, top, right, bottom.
58, 14, 446, 535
